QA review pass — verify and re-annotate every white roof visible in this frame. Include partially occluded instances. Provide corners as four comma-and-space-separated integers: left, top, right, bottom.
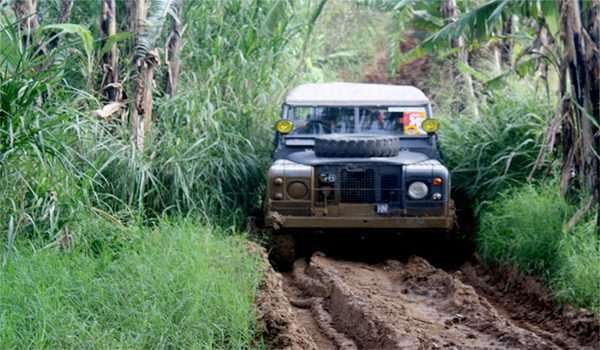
285, 82, 429, 107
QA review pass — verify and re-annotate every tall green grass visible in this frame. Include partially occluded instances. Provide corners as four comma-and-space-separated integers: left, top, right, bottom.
478, 183, 571, 275
430, 65, 598, 313
0, 2, 324, 347
0, 219, 262, 349
438, 79, 553, 205
554, 219, 600, 312
0, 0, 326, 239
478, 183, 599, 313
80, 0, 325, 222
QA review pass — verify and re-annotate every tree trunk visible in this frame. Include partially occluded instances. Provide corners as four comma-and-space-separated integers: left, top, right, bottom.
530, 22, 552, 100
12, 0, 39, 49
100, 0, 120, 104
560, 0, 599, 230
490, 26, 502, 72
124, 0, 135, 33
13, 0, 46, 103
57, 0, 73, 23
165, 0, 184, 96
561, 0, 584, 195
457, 37, 478, 117
132, 0, 147, 151
132, 0, 146, 38
133, 53, 159, 150
585, 0, 599, 183
46, 0, 73, 50
585, 0, 600, 233
441, 0, 479, 117
491, 40, 502, 73
501, 14, 517, 68
131, 0, 159, 152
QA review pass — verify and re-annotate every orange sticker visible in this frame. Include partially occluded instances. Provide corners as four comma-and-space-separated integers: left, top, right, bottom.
403, 112, 426, 135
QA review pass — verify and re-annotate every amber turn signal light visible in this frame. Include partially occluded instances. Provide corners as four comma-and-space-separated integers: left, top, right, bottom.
432, 177, 443, 186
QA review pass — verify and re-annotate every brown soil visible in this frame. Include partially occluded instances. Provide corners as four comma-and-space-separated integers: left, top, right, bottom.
458, 259, 600, 348
256, 250, 600, 350
251, 243, 318, 350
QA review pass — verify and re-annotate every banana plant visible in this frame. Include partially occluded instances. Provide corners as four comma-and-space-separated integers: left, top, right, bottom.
131, 0, 182, 151
11, 0, 40, 49
164, 0, 184, 96
100, 0, 120, 104
396, 0, 600, 227
387, 0, 480, 116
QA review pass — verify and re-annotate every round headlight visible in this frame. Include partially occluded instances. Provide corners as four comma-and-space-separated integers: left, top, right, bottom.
422, 119, 440, 133
274, 119, 294, 134
287, 181, 308, 199
408, 181, 429, 199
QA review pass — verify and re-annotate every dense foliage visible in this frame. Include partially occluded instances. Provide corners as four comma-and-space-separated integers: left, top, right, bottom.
439, 80, 553, 205
0, 1, 598, 347
479, 184, 599, 313
389, 0, 599, 313
0, 221, 262, 349
1, 1, 323, 347
0, 0, 325, 246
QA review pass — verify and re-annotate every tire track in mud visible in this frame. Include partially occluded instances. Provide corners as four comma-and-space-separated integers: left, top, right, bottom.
257, 250, 600, 350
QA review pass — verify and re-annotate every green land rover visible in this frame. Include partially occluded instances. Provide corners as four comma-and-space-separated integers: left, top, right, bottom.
264, 82, 455, 268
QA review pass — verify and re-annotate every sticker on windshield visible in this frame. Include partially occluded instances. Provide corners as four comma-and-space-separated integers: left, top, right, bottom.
285, 138, 315, 146
403, 111, 426, 135
388, 107, 426, 112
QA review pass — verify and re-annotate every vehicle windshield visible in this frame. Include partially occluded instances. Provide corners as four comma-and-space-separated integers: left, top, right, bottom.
289, 106, 428, 136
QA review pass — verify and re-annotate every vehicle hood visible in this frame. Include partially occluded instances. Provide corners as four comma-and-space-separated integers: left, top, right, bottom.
286, 150, 438, 166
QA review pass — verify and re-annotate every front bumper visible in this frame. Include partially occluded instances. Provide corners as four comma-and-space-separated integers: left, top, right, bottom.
265, 211, 455, 230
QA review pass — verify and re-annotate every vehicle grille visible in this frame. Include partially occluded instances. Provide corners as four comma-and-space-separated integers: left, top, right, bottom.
340, 169, 375, 203
381, 174, 401, 203
316, 164, 403, 207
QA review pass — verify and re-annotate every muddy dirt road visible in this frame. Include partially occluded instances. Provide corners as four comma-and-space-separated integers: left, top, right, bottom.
257, 251, 599, 350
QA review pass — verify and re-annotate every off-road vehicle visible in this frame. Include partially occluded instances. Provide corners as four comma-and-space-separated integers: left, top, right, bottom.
264, 82, 455, 268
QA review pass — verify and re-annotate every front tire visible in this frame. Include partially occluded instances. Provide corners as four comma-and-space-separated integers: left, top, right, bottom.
269, 232, 296, 271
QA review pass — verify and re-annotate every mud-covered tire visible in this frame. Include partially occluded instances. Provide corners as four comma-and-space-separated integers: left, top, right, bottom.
270, 232, 296, 271
314, 134, 401, 158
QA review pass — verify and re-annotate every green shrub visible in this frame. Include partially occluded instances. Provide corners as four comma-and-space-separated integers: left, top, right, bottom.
439, 80, 552, 204
478, 182, 599, 313
553, 218, 600, 313
478, 183, 570, 275
0, 219, 262, 349
0, 0, 328, 239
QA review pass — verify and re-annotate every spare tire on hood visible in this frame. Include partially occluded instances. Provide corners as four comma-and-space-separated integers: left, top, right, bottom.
314, 134, 401, 158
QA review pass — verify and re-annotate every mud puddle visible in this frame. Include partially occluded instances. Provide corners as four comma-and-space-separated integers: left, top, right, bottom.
255, 249, 599, 350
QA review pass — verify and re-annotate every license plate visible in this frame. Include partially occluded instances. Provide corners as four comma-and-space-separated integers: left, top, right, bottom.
376, 203, 389, 214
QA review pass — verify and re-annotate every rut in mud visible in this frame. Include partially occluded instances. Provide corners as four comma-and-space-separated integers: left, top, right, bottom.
256, 251, 600, 350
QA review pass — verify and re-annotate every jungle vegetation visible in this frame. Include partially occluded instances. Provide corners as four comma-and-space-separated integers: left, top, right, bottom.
0, 0, 598, 347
